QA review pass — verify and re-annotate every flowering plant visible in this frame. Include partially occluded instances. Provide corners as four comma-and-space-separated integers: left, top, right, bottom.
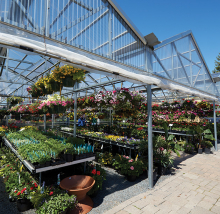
38, 100, 72, 114
119, 155, 144, 177
182, 99, 195, 109
27, 85, 44, 98
197, 100, 210, 110
51, 65, 85, 85
7, 96, 23, 106
87, 163, 106, 196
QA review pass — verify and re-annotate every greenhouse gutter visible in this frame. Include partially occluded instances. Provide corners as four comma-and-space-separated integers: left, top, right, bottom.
0, 22, 218, 102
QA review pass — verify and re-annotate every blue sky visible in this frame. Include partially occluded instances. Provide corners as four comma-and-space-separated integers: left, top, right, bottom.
115, 0, 220, 73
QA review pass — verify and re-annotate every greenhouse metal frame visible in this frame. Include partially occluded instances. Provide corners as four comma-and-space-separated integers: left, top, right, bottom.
0, 0, 219, 188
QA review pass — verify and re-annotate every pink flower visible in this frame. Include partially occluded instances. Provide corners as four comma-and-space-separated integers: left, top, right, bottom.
130, 166, 134, 170
126, 156, 129, 159
160, 147, 164, 151
128, 159, 133, 162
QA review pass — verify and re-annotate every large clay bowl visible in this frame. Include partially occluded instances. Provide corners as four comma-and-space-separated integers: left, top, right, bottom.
60, 175, 95, 201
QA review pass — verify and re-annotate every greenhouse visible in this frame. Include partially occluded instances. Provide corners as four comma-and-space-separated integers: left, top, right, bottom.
0, 0, 220, 213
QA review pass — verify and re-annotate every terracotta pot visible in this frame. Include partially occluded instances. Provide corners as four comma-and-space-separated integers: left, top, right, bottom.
60, 175, 95, 201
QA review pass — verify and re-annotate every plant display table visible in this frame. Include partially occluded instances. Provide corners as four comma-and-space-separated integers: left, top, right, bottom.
3, 137, 95, 187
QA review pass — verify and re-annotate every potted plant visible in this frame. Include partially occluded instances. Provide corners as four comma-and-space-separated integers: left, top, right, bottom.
64, 144, 74, 162
51, 65, 86, 87
7, 96, 23, 106
204, 141, 213, 154
36, 192, 77, 214
27, 85, 44, 98
87, 163, 106, 197
16, 187, 32, 212
120, 156, 144, 182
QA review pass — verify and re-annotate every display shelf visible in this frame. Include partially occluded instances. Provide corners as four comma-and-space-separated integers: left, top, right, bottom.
35, 156, 95, 173
3, 137, 36, 173
3, 137, 95, 174
60, 130, 139, 150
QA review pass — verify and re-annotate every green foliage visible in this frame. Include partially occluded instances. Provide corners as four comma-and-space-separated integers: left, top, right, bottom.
66, 136, 85, 146
204, 140, 213, 149
97, 152, 113, 165
183, 142, 195, 154
213, 53, 220, 73
36, 193, 77, 214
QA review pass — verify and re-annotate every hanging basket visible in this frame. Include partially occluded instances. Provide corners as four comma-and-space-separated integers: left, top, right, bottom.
115, 111, 123, 117
62, 75, 76, 87
13, 114, 20, 120
48, 107, 56, 114
45, 87, 53, 95
54, 105, 66, 113
98, 115, 105, 119
48, 80, 63, 92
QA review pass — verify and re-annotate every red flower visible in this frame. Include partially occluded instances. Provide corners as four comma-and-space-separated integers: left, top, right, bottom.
34, 184, 38, 188
97, 171, 100, 176
23, 187, 26, 191
10, 167, 12, 169
49, 191, 53, 196
14, 190, 17, 193
30, 187, 34, 190
17, 192, 21, 196
21, 190, 24, 194
91, 169, 96, 175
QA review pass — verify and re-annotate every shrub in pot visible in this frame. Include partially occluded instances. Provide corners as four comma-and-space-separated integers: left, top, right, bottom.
204, 140, 213, 154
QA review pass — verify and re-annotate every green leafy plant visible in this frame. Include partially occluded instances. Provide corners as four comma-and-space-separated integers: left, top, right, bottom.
36, 192, 77, 214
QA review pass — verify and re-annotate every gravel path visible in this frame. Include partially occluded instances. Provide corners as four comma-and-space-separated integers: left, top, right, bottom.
89, 167, 172, 214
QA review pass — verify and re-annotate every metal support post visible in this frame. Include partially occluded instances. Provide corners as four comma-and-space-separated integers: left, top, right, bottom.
108, 6, 112, 59
44, 114, 46, 131
6, 49, 9, 81
109, 109, 111, 126
45, 0, 50, 37
52, 114, 54, 129
67, 117, 70, 126
74, 92, 77, 137
39, 172, 42, 187
147, 84, 153, 188
84, 162, 86, 173
213, 101, 218, 151
6, 100, 9, 127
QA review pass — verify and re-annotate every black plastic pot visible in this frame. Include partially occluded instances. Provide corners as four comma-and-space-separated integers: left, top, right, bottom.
75, 155, 80, 160
17, 198, 31, 212
198, 148, 203, 154
204, 148, 210, 154
127, 175, 137, 182
158, 165, 167, 175
45, 161, 51, 167
66, 154, 73, 162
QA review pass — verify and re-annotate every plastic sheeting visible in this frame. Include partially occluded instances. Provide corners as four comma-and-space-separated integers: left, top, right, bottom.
0, 22, 218, 101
